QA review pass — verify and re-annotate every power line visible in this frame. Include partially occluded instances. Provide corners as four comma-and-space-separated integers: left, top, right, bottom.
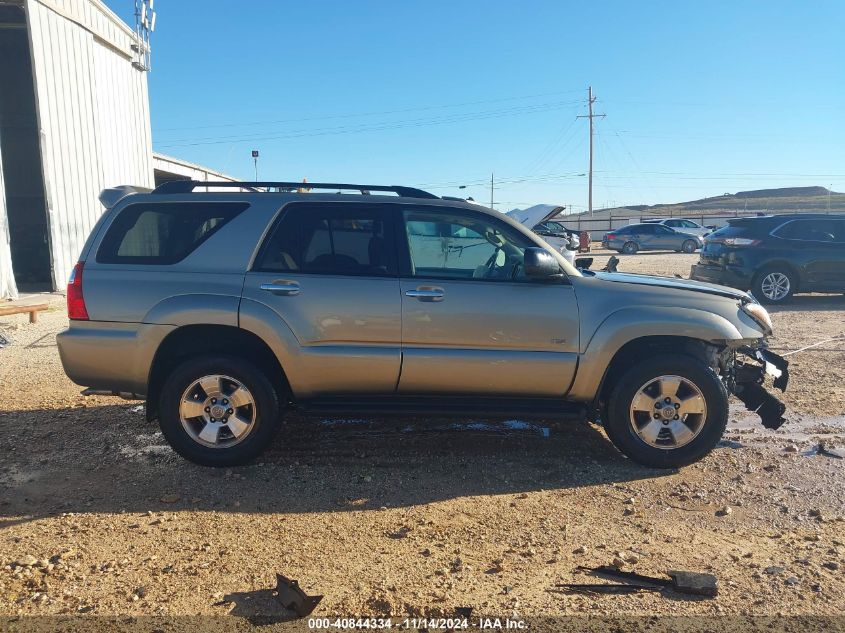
156, 88, 588, 132
415, 171, 586, 189
156, 100, 584, 148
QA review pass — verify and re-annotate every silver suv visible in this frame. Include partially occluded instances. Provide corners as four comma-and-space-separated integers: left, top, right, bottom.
57, 181, 789, 468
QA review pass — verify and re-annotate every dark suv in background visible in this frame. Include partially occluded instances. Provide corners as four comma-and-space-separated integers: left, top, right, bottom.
691, 214, 845, 303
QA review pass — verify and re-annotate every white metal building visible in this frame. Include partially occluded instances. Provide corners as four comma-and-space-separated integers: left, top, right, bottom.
0, 0, 154, 299
153, 153, 238, 191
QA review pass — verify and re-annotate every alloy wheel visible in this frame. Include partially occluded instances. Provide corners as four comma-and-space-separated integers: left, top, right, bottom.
760, 272, 791, 301
629, 374, 707, 449
179, 374, 257, 448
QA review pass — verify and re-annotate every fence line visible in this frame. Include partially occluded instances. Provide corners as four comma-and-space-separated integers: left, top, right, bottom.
566, 209, 839, 241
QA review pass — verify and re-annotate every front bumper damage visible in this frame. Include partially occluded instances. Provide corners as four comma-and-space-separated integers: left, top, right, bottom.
728, 346, 790, 430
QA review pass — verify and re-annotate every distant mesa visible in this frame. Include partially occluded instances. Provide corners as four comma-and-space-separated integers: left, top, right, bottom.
516, 186, 844, 219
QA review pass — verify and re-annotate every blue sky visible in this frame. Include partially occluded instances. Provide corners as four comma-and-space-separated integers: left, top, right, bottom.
107, 1, 845, 212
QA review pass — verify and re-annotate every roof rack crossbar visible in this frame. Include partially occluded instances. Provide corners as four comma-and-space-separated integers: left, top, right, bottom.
152, 180, 438, 199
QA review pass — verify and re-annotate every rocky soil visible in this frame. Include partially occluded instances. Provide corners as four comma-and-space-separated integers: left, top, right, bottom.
0, 252, 843, 629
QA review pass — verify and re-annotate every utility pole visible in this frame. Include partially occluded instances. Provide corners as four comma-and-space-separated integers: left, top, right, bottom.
490, 173, 494, 209
577, 86, 605, 216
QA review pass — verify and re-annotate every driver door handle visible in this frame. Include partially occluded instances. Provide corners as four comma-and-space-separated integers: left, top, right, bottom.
260, 281, 300, 296
405, 287, 445, 302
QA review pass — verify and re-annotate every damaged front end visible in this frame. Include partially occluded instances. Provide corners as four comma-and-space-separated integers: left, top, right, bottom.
726, 345, 790, 430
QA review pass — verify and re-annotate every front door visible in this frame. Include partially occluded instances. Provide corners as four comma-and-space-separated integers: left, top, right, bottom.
242, 202, 401, 397
652, 224, 682, 249
396, 206, 580, 396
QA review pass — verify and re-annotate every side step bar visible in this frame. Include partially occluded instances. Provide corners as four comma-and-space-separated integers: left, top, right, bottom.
81, 388, 144, 400
296, 396, 587, 421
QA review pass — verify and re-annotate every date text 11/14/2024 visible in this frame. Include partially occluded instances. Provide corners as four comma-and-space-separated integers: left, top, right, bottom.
307, 617, 528, 629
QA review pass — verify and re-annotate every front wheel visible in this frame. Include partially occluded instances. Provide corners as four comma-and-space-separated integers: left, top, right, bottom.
604, 356, 728, 468
682, 239, 698, 253
158, 355, 281, 466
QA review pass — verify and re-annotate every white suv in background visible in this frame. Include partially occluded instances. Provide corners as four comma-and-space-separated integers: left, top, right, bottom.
642, 218, 714, 237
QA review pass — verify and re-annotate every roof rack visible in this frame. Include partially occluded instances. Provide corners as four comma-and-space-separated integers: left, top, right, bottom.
152, 180, 439, 199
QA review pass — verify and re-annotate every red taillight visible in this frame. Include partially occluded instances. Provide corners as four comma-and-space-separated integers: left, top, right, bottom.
723, 238, 761, 246
67, 262, 89, 320
606, 233, 616, 240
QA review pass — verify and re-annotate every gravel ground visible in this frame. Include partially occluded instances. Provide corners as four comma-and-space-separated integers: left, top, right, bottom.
1, 253, 843, 627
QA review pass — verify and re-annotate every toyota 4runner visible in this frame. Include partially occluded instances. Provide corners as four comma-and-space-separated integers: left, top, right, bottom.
57, 181, 790, 468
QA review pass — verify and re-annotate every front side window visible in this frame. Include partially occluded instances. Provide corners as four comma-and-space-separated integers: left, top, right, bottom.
97, 202, 248, 265
402, 209, 536, 281
255, 204, 396, 276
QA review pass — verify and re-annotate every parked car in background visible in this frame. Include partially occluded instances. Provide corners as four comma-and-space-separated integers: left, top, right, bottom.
534, 219, 591, 256
507, 205, 581, 264
641, 218, 715, 237
690, 214, 845, 304
603, 223, 704, 254
58, 180, 788, 469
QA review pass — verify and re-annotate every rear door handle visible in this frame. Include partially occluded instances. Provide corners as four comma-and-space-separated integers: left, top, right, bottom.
260, 281, 300, 296
405, 287, 444, 302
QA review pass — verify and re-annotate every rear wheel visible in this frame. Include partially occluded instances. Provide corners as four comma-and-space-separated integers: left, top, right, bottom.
622, 241, 639, 255
604, 356, 728, 468
158, 355, 281, 466
681, 239, 697, 254
753, 267, 795, 304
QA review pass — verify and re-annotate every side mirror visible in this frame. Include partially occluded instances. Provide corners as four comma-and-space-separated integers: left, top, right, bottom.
524, 247, 562, 279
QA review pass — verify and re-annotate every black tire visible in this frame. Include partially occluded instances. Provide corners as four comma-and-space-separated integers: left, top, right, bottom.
158, 355, 281, 467
681, 239, 697, 254
622, 241, 639, 255
752, 266, 796, 304
604, 355, 728, 468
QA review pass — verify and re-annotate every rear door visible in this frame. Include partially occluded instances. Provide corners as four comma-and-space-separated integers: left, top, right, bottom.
242, 202, 401, 395
772, 219, 845, 290
396, 206, 579, 396
634, 224, 659, 249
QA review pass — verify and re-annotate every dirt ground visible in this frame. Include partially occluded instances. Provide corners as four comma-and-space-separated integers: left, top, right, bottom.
1, 250, 844, 629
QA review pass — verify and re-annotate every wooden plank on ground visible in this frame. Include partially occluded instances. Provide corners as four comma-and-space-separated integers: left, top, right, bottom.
0, 303, 50, 324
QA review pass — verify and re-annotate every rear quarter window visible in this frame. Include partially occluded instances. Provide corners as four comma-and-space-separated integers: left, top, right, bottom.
97, 202, 248, 265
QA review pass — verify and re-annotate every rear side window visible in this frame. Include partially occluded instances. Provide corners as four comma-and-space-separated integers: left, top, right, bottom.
97, 202, 248, 264
254, 203, 396, 276
773, 219, 845, 242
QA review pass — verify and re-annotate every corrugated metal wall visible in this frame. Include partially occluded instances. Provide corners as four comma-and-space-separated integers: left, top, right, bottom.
25, 0, 153, 289
0, 148, 18, 300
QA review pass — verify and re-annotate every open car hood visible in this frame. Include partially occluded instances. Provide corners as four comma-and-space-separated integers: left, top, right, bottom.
592, 271, 752, 301
506, 204, 564, 228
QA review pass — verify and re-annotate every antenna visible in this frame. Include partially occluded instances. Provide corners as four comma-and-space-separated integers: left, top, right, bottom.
132, 0, 157, 72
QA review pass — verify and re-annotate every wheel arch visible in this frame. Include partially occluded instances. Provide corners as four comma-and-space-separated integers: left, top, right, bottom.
567, 305, 742, 403
592, 335, 720, 414
146, 324, 291, 422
